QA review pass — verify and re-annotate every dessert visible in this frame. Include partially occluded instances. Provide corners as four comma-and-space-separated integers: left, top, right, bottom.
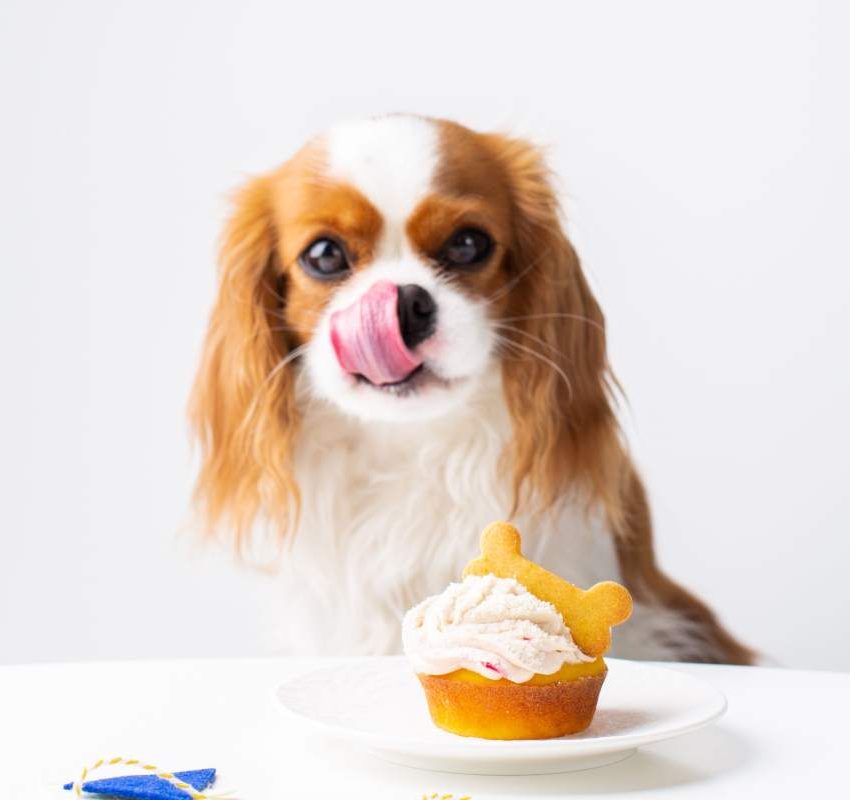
402, 521, 632, 739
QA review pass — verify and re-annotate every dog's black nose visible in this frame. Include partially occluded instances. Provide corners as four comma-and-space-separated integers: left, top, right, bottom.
397, 284, 436, 349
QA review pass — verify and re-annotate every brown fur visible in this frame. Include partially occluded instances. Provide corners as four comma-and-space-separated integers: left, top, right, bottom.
189, 173, 301, 553
614, 463, 755, 663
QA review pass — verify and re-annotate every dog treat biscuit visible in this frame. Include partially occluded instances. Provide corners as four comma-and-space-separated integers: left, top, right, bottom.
463, 521, 632, 658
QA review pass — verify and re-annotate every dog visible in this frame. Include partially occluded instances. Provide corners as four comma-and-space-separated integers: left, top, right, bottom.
190, 114, 752, 663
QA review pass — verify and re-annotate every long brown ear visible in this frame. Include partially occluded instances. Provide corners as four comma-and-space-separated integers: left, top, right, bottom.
486, 134, 627, 524
189, 175, 300, 553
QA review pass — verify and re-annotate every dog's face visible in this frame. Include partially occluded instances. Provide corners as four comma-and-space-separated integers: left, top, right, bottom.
192, 116, 620, 543
271, 117, 515, 422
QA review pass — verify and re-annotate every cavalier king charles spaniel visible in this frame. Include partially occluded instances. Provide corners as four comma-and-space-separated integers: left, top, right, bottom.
190, 114, 752, 663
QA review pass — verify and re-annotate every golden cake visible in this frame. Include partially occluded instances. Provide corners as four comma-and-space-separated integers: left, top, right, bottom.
401, 521, 632, 739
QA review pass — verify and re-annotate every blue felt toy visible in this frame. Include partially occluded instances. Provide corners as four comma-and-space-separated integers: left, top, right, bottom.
63, 768, 216, 800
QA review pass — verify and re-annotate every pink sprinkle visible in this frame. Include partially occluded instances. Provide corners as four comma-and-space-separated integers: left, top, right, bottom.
521, 636, 531, 641
483, 661, 503, 675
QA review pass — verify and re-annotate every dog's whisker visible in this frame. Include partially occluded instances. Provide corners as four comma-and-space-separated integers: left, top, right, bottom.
265, 305, 323, 324
261, 280, 288, 306
482, 264, 535, 307
269, 343, 309, 379
498, 312, 605, 333
481, 247, 553, 308
493, 322, 569, 361
494, 332, 574, 402
234, 344, 310, 438
265, 307, 288, 322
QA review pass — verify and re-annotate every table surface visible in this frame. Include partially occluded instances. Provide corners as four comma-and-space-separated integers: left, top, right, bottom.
1, 657, 846, 798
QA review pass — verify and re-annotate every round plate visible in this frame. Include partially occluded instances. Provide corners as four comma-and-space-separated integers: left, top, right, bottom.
275, 656, 727, 775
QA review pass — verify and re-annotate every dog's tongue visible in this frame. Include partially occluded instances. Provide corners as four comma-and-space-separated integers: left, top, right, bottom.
330, 280, 423, 385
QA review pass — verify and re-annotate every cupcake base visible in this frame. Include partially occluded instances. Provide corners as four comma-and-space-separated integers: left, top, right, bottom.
418, 670, 606, 740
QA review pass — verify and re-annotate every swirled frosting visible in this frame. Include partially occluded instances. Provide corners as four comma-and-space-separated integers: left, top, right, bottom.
402, 574, 593, 683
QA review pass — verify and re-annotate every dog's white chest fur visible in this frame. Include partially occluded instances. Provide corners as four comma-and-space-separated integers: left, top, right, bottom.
268, 375, 635, 656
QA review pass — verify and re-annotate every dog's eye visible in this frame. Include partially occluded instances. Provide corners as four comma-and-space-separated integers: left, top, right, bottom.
299, 238, 350, 279
439, 228, 493, 269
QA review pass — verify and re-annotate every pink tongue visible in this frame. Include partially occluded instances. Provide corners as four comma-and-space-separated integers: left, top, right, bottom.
330, 280, 423, 385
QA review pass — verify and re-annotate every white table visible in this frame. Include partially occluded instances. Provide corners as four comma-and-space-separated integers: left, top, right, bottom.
1, 658, 846, 798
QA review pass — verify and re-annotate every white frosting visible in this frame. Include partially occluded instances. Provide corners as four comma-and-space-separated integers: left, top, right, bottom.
402, 574, 593, 683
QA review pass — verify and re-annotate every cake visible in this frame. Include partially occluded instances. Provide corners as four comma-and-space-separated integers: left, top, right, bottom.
402, 521, 632, 739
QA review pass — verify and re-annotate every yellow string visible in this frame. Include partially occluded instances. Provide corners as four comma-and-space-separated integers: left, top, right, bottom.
72, 755, 466, 799
420, 795, 472, 800
69, 756, 234, 799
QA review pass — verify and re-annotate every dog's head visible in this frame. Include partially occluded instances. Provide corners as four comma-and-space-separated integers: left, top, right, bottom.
191, 115, 622, 547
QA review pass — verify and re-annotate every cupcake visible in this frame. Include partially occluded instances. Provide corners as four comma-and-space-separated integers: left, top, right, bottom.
402, 521, 632, 739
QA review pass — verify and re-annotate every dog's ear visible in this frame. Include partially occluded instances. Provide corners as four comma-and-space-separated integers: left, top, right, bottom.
189, 174, 300, 553
485, 134, 626, 524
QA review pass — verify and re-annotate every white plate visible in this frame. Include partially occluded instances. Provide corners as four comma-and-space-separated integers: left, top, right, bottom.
275, 656, 726, 775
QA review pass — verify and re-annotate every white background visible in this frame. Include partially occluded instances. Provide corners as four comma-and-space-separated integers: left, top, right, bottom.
1, 0, 847, 670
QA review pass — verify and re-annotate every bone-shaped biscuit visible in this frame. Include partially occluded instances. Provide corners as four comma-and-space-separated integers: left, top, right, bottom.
463, 521, 633, 658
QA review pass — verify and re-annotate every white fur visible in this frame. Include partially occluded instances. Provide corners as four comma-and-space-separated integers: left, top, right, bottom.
325, 115, 438, 229
262, 371, 704, 661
